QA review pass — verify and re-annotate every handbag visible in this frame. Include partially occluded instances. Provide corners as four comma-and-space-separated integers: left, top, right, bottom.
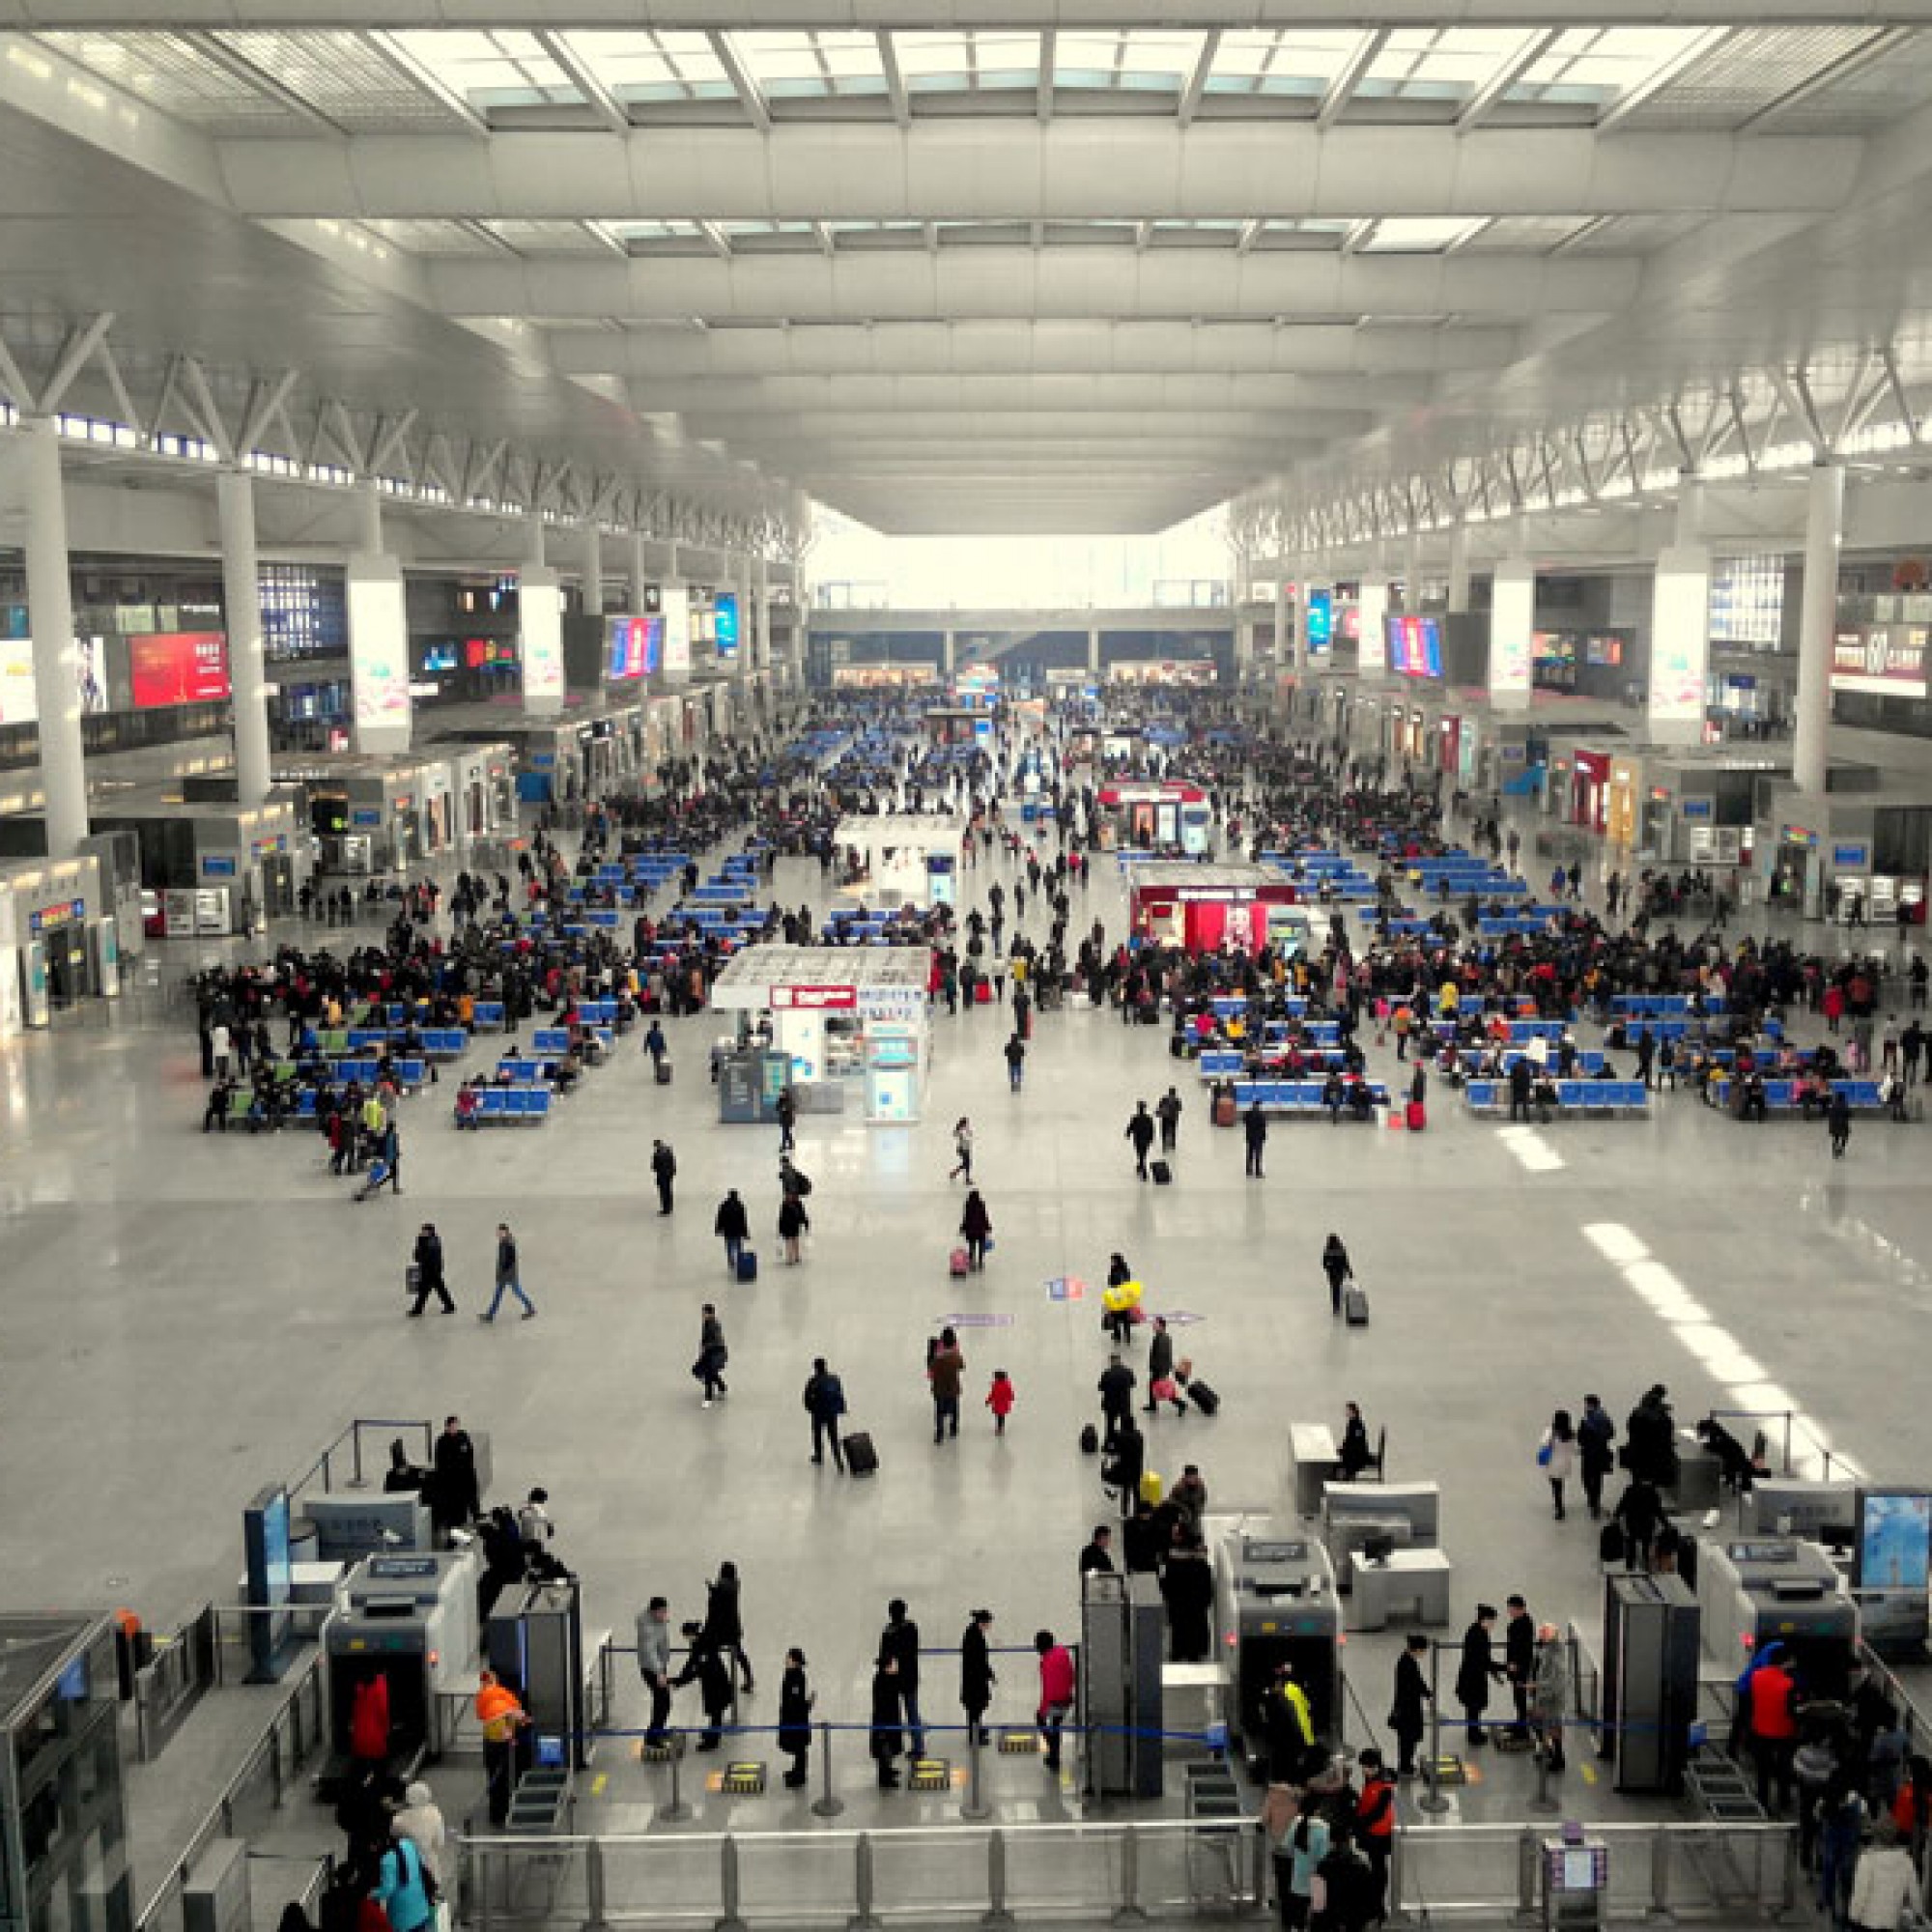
1536, 1440, 1553, 1467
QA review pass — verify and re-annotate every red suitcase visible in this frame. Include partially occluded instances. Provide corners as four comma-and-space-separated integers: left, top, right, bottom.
1406, 1100, 1427, 1132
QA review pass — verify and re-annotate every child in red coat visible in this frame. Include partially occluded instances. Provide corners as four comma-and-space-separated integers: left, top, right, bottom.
985, 1371, 1015, 1435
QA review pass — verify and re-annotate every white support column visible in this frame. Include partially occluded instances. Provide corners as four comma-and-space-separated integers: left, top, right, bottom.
1446, 526, 1471, 615
19, 418, 89, 856
631, 530, 650, 613
1647, 470, 1711, 747
942, 630, 956, 676
1357, 575, 1390, 678
1403, 534, 1425, 615
353, 480, 383, 555
581, 523, 605, 619
1087, 627, 1101, 675
1488, 556, 1536, 713
217, 468, 272, 805
526, 514, 547, 571
661, 546, 691, 687
346, 552, 410, 755
1793, 463, 1844, 797
755, 554, 772, 684
1272, 576, 1289, 667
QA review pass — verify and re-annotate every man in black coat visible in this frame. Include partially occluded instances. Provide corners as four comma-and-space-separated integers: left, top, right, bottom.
1124, 1101, 1156, 1179
1503, 1595, 1536, 1740
1390, 1633, 1432, 1776
651, 1140, 676, 1215
1097, 1353, 1137, 1446
409, 1224, 454, 1316
1243, 1099, 1267, 1178
868, 1658, 904, 1787
880, 1600, 924, 1756
959, 1610, 996, 1747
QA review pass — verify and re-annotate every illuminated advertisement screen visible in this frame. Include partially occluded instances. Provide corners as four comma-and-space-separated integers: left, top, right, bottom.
347, 581, 409, 730
131, 631, 231, 709
714, 591, 740, 661
1833, 624, 1928, 698
1859, 1491, 1932, 1591
662, 586, 692, 675
1305, 589, 1333, 653
1387, 615, 1442, 677
607, 616, 649, 681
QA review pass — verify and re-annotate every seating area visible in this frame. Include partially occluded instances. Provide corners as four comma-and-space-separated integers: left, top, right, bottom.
1707, 1075, 1892, 1116
1463, 1079, 1651, 1117
1607, 993, 1729, 1017
462, 1087, 554, 1123
1231, 1078, 1390, 1117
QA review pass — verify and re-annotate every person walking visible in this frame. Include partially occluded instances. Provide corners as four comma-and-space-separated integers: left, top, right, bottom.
1531, 1623, 1569, 1771
703, 1560, 754, 1694
985, 1369, 1016, 1435
642, 1019, 668, 1073
480, 1222, 536, 1321
1156, 1087, 1182, 1153
960, 1190, 993, 1270
714, 1189, 751, 1275
695, 1303, 729, 1407
1456, 1604, 1504, 1745
1577, 1394, 1616, 1520
778, 1187, 810, 1265
803, 1356, 847, 1469
1004, 1034, 1027, 1092
1390, 1632, 1432, 1777
778, 1649, 814, 1788
960, 1608, 996, 1746
1125, 1101, 1157, 1179
868, 1656, 905, 1788
408, 1222, 454, 1316
1828, 1088, 1852, 1158
1035, 1631, 1075, 1773
1340, 1401, 1374, 1479
673, 1623, 734, 1750
776, 1084, 797, 1154
651, 1140, 676, 1215
1243, 1098, 1267, 1179
1540, 1410, 1578, 1520
881, 1599, 925, 1756
929, 1326, 966, 1442
1321, 1234, 1352, 1316
949, 1118, 975, 1183
1849, 1820, 1918, 1932
1145, 1316, 1186, 1417
636, 1595, 673, 1746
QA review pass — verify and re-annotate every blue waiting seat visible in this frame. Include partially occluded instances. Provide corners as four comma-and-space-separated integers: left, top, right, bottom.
472, 1002, 507, 1030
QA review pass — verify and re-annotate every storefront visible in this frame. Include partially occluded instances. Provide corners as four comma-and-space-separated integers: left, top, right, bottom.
925, 706, 994, 749
1096, 781, 1211, 854
1128, 863, 1301, 954
1567, 748, 1612, 833
1605, 758, 1640, 853
833, 813, 966, 909
281, 754, 451, 875
709, 945, 933, 1125
0, 855, 107, 1028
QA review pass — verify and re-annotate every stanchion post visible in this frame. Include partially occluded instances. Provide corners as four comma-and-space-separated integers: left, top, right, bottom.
716, 1835, 747, 1932
1648, 1825, 1672, 1918
849, 1832, 882, 1932
349, 1423, 368, 1490
585, 1838, 609, 1930
983, 1828, 1015, 1928
1529, 1740, 1560, 1816
1113, 1823, 1148, 1924
661, 1735, 693, 1825
1518, 1830, 1540, 1921
1419, 1642, 1451, 1815
812, 1722, 844, 1820
961, 1727, 990, 1823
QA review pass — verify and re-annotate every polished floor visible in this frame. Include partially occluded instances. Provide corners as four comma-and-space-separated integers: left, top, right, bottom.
8, 806, 1932, 1868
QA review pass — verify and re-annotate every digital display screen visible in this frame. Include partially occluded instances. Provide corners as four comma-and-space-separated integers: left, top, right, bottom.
1586, 635, 1624, 668
714, 591, 740, 660
1860, 1492, 1932, 1591
606, 616, 651, 681
130, 631, 231, 708
1305, 589, 1333, 652
417, 641, 458, 674
1386, 615, 1442, 677
465, 638, 519, 669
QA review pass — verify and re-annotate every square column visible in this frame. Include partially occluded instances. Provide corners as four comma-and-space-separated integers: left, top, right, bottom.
581, 524, 605, 619
218, 469, 272, 805
18, 418, 90, 855
1446, 526, 1471, 615
1647, 545, 1712, 745
346, 552, 411, 754
1357, 576, 1390, 678
1488, 557, 1535, 712
1793, 463, 1844, 796
520, 565, 564, 717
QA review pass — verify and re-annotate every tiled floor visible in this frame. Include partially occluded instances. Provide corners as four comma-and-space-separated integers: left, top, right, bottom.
10, 797, 1931, 1887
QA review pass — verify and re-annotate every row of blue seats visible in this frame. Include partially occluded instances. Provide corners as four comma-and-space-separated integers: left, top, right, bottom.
341, 1027, 467, 1056
1607, 994, 1729, 1016
1464, 1079, 1650, 1114
1711, 1077, 1889, 1112
463, 1087, 554, 1122
1209, 996, 1310, 1017
1616, 1016, 1782, 1042
1432, 1017, 1568, 1040
1232, 1079, 1390, 1114
331, 1056, 427, 1089
1200, 1050, 1354, 1076
531, 1026, 615, 1055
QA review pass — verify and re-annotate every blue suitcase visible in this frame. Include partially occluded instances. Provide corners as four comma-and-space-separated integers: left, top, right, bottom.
737, 1249, 758, 1283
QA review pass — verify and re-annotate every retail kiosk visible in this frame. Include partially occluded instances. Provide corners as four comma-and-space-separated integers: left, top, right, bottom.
1129, 863, 1301, 955
833, 813, 967, 909
710, 944, 932, 1124
1096, 781, 1213, 854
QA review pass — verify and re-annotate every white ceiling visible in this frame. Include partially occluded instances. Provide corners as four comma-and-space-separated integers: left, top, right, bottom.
7, 12, 1932, 535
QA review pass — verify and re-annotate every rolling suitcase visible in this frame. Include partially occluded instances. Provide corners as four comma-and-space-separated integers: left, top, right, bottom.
655, 1059, 673, 1086
844, 1432, 879, 1477
1406, 1099, 1426, 1132
737, 1249, 759, 1283
950, 1246, 971, 1278
1344, 1283, 1370, 1326
1151, 1159, 1173, 1185
1185, 1378, 1221, 1416
1213, 1094, 1238, 1128
1139, 1471, 1164, 1506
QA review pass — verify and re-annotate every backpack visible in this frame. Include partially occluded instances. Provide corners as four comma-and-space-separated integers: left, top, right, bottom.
1080, 1423, 1100, 1455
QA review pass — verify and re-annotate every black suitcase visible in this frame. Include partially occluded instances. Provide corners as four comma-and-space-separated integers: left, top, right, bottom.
1080, 1423, 1100, 1455
1151, 1159, 1173, 1185
845, 1431, 879, 1478
1344, 1284, 1370, 1326
655, 1059, 672, 1086
1185, 1378, 1221, 1416
1598, 1520, 1625, 1564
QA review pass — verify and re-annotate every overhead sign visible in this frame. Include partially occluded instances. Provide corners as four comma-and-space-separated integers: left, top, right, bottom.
771, 984, 858, 1010
1833, 623, 1928, 697
1046, 1276, 1088, 1301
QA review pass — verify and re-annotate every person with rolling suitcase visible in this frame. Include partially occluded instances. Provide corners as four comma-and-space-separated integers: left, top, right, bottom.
1345, 1281, 1371, 1326
714, 1188, 751, 1276
651, 1139, 677, 1216
408, 1221, 454, 1316
1321, 1234, 1353, 1318
1176, 1358, 1220, 1415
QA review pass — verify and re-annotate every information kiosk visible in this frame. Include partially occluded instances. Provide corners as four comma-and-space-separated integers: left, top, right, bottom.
834, 813, 966, 909
1129, 863, 1302, 955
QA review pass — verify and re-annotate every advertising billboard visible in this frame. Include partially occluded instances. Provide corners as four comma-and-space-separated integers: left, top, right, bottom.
1387, 614, 1443, 677
1833, 623, 1928, 698
714, 591, 740, 661
662, 585, 692, 679
1304, 588, 1333, 654
346, 576, 410, 737
520, 572, 564, 707
606, 615, 650, 681
130, 631, 231, 709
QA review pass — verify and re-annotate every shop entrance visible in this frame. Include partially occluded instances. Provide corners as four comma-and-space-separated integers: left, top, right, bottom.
40, 917, 91, 1010
262, 855, 297, 918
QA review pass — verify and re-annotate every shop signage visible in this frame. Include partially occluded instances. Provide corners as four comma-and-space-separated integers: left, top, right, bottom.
28, 897, 84, 932
1833, 623, 1929, 697
1680, 798, 1714, 819
251, 834, 288, 856
201, 856, 238, 879
1783, 825, 1820, 849
392, 794, 413, 811
1176, 887, 1255, 902
1833, 843, 1870, 869
771, 984, 858, 1010
861, 988, 927, 1023
350, 809, 382, 827
1046, 1276, 1088, 1301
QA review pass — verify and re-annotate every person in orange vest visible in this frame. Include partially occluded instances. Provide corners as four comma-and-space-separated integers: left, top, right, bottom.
1355, 1747, 1397, 1916
1747, 1648, 1800, 1816
475, 1669, 529, 1827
